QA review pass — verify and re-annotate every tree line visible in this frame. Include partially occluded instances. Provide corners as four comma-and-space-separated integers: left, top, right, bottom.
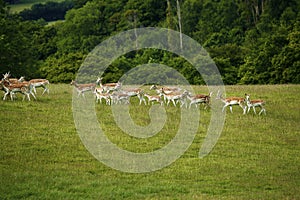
0, 0, 299, 84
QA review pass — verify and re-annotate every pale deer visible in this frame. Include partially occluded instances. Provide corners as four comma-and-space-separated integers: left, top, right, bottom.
94, 87, 111, 105
216, 91, 246, 114
245, 94, 266, 115
150, 84, 182, 95
161, 88, 189, 107
1, 79, 35, 101
119, 87, 146, 105
98, 77, 121, 93
144, 93, 163, 106
187, 92, 212, 109
28, 79, 50, 95
70, 80, 96, 98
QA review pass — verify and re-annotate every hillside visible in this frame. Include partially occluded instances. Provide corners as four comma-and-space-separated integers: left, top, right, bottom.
0, 0, 299, 84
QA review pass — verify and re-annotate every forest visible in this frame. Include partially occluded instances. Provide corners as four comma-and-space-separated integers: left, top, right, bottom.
1, 0, 299, 84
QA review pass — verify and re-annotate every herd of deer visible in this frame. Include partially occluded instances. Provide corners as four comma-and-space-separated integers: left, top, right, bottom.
0, 72, 49, 101
0, 72, 266, 115
71, 77, 266, 115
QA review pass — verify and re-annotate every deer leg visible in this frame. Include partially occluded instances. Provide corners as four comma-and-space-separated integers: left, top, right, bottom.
42, 85, 47, 95
247, 106, 251, 113
26, 93, 31, 101
229, 106, 233, 113
33, 86, 37, 94
166, 99, 170, 106
222, 104, 227, 112
259, 105, 266, 115
172, 99, 177, 107
3, 91, 9, 100
252, 106, 257, 114
239, 103, 246, 114
31, 92, 36, 100
9, 92, 14, 101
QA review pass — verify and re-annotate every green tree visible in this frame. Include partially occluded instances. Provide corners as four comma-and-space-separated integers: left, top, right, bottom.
0, 5, 44, 78
209, 44, 246, 84
40, 52, 86, 83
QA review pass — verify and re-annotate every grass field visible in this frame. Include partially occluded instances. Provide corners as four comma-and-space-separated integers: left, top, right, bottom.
8, 0, 64, 13
1, 84, 299, 199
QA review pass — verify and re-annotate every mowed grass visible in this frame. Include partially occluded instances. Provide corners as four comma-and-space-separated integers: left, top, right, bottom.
0, 84, 299, 199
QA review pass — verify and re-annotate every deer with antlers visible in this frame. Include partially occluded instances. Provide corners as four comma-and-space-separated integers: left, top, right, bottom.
245, 94, 266, 115
1, 72, 36, 101
1, 79, 35, 101
4, 72, 50, 96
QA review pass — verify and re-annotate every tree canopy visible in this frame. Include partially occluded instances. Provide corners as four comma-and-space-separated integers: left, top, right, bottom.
1, 0, 299, 84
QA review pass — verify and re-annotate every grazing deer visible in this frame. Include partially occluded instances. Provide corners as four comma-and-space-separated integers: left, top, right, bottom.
216, 91, 246, 114
245, 94, 266, 115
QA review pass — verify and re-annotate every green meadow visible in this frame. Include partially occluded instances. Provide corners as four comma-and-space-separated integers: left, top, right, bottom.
1, 84, 299, 199
8, 0, 64, 13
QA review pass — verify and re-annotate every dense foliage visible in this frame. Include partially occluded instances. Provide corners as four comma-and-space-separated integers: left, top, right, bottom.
19, 1, 74, 21
1, 0, 299, 84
